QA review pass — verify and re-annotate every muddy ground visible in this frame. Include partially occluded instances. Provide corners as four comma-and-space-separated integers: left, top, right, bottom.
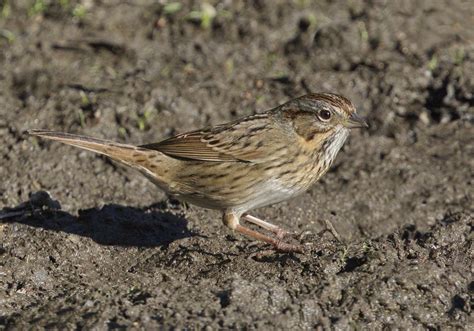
1, 0, 473, 329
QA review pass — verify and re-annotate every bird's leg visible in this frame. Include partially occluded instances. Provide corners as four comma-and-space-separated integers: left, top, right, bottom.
241, 213, 291, 239
223, 212, 304, 253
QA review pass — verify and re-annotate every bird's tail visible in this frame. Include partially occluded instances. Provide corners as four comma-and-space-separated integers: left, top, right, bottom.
28, 129, 157, 168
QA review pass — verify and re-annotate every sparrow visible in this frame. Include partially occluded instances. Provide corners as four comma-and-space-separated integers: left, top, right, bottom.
29, 93, 368, 253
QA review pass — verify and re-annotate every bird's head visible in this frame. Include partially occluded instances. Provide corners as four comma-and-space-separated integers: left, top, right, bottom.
279, 92, 368, 165
281, 92, 367, 137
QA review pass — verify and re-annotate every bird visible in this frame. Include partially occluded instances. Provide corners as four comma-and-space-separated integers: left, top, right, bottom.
29, 92, 368, 253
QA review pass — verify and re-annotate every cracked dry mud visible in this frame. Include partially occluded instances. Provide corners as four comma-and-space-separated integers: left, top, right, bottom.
1, 1, 473, 329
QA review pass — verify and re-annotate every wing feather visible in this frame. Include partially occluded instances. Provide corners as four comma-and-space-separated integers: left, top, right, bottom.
141, 114, 282, 163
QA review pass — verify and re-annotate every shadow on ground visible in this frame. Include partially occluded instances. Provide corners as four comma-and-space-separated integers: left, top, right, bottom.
1, 191, 195, 247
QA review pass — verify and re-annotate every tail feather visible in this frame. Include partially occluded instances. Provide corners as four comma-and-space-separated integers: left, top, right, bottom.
28, 129, 148, 165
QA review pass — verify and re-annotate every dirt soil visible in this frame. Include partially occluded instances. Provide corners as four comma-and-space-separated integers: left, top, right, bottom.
1, 0, 473, 329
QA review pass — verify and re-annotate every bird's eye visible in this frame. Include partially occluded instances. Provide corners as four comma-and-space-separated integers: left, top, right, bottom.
318, 109, 331, 121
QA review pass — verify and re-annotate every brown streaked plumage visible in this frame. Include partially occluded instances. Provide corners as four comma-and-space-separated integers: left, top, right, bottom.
29, 92, 368, 253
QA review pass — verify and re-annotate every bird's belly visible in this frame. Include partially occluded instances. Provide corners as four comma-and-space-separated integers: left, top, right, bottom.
167, 177, 304, 212
236, 178, 304, 211
161, 160, 314, 212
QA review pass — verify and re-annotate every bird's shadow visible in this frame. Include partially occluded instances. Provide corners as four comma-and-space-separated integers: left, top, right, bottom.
1, 191, 197, 247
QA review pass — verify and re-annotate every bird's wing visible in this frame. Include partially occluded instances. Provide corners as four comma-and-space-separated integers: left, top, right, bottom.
141, 114, 285, 163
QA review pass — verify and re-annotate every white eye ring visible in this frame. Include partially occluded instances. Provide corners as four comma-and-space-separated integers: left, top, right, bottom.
318, 109, 332, 121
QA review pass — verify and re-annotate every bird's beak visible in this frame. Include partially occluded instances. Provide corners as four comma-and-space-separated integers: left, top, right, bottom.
346, 113, 369, 129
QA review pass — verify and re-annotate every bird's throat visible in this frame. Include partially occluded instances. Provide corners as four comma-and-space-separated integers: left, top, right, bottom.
319, 126, 349, 168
